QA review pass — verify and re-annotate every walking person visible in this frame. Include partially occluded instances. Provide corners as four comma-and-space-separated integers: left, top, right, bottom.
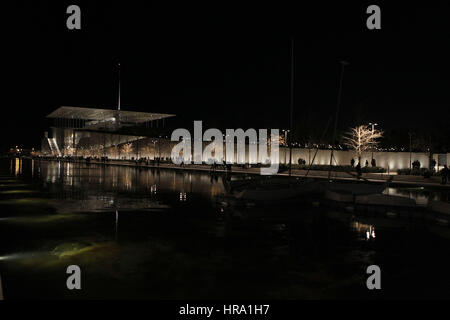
356, 162, 362, 180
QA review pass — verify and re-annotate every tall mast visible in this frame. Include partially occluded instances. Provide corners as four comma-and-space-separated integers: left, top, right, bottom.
117, 62, 121, 111
288, 37, 294, 177
327, 61, 348, 181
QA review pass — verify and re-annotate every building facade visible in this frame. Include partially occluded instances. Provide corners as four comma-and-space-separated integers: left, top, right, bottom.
41, 106, 447, 171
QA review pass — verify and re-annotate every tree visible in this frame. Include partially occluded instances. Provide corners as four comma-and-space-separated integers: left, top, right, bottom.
141, 145, 152, 158
109, 145, 119, 159
121, 143, 133, 159
64, 146, 75, 157
96, 144, 105, 158
342, 125, 383, 163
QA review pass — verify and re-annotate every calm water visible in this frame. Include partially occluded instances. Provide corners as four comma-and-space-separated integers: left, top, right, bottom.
1, 158, 450, 299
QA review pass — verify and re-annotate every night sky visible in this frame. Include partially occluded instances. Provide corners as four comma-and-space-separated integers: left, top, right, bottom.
4, 1, 450, 151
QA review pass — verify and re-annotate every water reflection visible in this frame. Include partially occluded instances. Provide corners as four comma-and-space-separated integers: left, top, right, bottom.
384, 186, 448, 205
3, 159, 450, 299
16, 160, 226, 213
351, 221, 376, 241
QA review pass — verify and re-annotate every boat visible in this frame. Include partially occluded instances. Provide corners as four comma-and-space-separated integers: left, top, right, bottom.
224, 47, 388, 206
428, 200, 450, 225
323, 189, 354, 204
428, 200, 450, 215
319, 181, 387, 196
355, 194, 416, 208
228, 176, 389, 205
232, 180, 319, 204
224, 175, 294, 192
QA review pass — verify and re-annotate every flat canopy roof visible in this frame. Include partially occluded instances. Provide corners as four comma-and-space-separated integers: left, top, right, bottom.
47, 106, 175, 123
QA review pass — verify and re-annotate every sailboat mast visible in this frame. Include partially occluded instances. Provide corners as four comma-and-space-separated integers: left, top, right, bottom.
327, 61, 348, 181
118, 62, 121, 111
288, 37, 294, 177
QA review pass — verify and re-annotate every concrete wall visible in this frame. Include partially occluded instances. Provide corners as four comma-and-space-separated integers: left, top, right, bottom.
130, 139, 430, 171
278, 148, 429, 171
433, 153, 448, 170
43, 133, 436, 171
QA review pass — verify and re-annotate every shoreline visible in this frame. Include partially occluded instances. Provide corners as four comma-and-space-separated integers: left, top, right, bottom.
21, 157, 450, 190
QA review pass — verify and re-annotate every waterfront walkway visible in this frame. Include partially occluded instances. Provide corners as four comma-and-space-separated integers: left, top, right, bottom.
37, 158, 450, 189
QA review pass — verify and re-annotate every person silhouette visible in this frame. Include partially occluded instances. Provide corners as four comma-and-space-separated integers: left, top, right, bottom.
442, 165, 449, 185
356, 163, 362, 179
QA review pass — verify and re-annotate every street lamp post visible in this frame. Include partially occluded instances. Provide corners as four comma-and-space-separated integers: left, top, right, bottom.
408, 132, 413, 171
285, 129, 290, 165
369, 122, 378, 162
288, 38, 294, 177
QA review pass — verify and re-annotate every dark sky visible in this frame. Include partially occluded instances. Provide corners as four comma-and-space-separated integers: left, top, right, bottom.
4, 1, 450, 151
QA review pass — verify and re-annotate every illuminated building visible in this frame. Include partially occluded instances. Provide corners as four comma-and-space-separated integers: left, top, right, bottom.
41, 106, 175, 159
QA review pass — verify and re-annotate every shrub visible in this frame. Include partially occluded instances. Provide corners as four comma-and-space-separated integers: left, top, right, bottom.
412, 160, 421, 170
361, 166, 386, 173
397, 168, 434, 176
291, 164, 386, 173
397, 168, 411, 175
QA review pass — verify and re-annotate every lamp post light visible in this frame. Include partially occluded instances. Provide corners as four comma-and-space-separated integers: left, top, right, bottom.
281, 129, 290, 147
408, 132, 413, 171
369, 122, 378, 162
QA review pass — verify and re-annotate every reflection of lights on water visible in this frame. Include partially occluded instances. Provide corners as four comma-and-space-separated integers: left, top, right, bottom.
365, 226, 376, 240
352, 221, 376, 241
0, 253, 34, 261
384, 187, 429, 205
15, 158, 21, 176
0, 254, 20, 261
66, 162, 71, 177
179, 192, 187, 202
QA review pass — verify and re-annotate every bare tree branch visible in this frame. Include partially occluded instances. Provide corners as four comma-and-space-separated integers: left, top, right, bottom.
342, 125, 383, 160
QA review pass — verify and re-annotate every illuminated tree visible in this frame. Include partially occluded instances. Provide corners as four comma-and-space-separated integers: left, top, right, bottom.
121, 143, 133, 159
89, 146, 97, 157
141, 145, 152, 158
76, 146, 84, 157
78, 146, 88, 158
109, 145, 119, 159
342, 125, 383, 162
64, 146, 75, 156
93, 144, 105, 157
